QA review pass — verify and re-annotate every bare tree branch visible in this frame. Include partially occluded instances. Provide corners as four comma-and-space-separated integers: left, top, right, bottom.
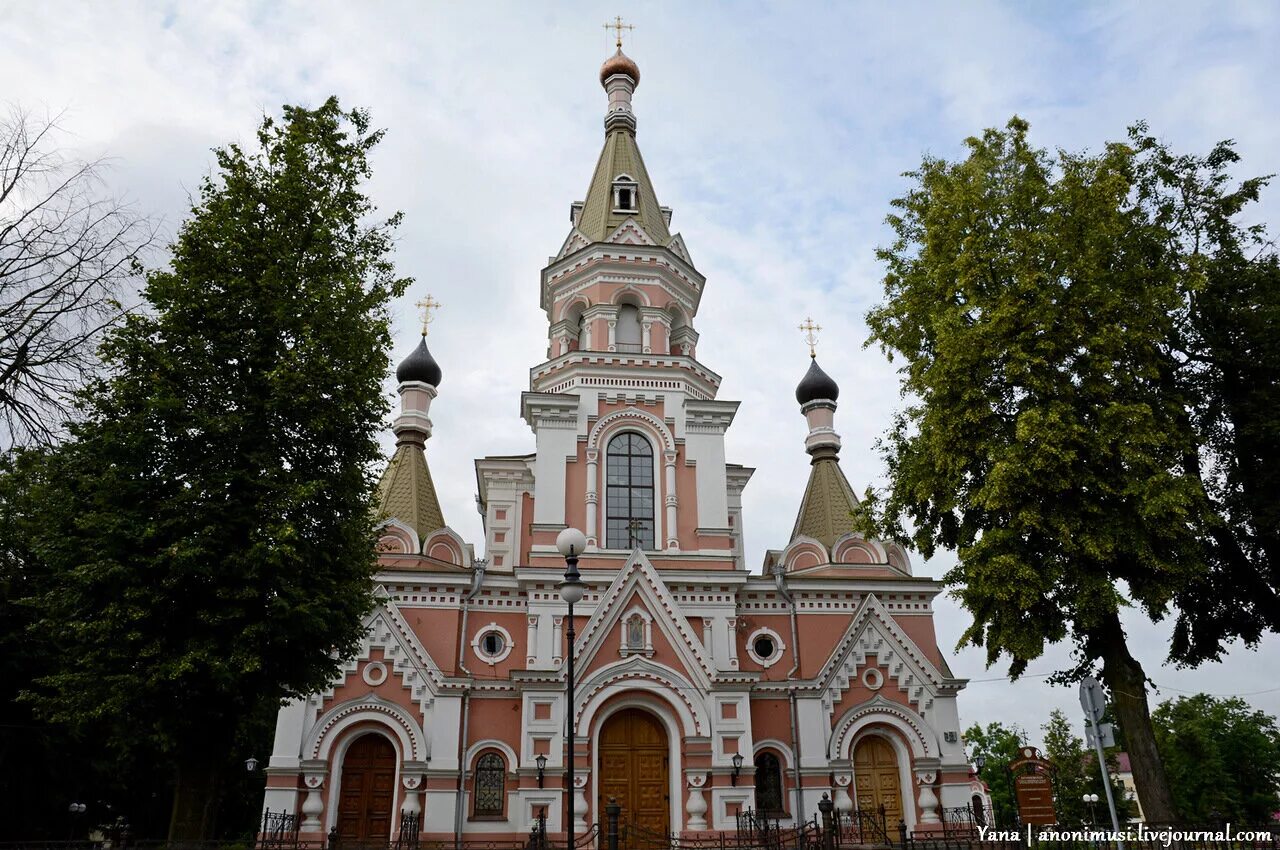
0, 104, 155, 449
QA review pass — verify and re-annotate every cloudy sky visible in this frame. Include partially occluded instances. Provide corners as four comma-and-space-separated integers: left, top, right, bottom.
8, 1, 1279, 744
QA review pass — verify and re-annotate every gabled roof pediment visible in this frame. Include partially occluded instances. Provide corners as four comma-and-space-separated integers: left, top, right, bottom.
605, 217, 656, 246
666, 233, 692, 264
556, 227, 591, 261
571, 549, 713, 686
321, 589, 447, 711
815, 593, 953, 720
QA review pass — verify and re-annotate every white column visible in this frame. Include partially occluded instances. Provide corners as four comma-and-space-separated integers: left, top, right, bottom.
663, 450, 679, 551
916, 771, 940, 824
552, 616, 564, 666
401, 775, 422, 819
573, 776, 589, 832
526, 615, 539, 667
726, 618, 739, 669
581, 320, 593, 351
300, 771, 325, 831
585, 449, 599, 546
685, 772, 709, 830
641, 321, 652, 354
607, 319, 617, 351
834, 774, 854, 813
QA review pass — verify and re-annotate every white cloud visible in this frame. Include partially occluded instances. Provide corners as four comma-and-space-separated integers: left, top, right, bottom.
7, 0, 1278, 738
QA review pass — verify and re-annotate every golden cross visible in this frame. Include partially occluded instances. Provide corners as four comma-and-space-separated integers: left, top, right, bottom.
415, 294, 441, 337
798, 317, 822, 358
604, 15, 634, 49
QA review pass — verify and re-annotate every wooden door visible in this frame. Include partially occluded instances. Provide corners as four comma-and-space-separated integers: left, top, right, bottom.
597, 709, 669, 833
337, 733, 397, 843
854, 736, 903, 826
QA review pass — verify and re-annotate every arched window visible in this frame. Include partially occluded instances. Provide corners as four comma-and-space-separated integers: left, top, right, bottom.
615, 304, 642, 351
754, 751, 785, 815
473, 751, 506, 818
605, 433, 655, 549
626, 614, 645, 650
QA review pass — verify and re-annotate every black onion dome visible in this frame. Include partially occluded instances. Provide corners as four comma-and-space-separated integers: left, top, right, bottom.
795, 358, 839, 404
396, 337, 442, 386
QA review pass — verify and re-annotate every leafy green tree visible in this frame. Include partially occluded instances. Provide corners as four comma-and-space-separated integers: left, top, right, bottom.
1043, 710, 1090, 825
964, 721, 1025, 827
862, 116, 1278, 822
1124, 131, 1280, 664
1152, 694, 1280, 823
19, 97, 410, 839
1043, 709, 1130, 825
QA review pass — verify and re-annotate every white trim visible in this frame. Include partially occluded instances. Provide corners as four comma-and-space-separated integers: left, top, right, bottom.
751, 739, 795, 770
745, 626, 785, 668
618, 605, 655, 657
829, 695, 935, 762
307, 696, 427, 762
362, 661, 388, 686
464, 739, 519, 771
473, 622, 514, 664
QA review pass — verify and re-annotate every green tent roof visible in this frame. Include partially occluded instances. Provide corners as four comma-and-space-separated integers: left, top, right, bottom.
376, 444, 445, 545
790, 457, 861, 548
576, 127, 671, 245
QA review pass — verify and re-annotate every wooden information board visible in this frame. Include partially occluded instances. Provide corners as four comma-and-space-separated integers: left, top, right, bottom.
1010, 746, 1057, 825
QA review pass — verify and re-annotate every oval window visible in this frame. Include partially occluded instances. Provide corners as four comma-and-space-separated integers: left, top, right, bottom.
753, 635, 776, 660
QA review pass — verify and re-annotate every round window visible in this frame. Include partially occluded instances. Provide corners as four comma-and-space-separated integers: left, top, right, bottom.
753, 635, 776, 660
481, 632, 505, 658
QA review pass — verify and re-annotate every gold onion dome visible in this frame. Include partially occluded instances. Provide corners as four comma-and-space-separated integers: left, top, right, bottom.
600, 48, 640, 86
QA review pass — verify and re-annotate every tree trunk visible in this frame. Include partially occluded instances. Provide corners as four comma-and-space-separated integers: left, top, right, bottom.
168, 750, 223, 840
1092, 610, 1178, 823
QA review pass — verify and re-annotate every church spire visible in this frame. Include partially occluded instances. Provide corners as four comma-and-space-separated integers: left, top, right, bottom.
789, 329, 860, 547
573, 35, 672, 245
376, 297, 446, 544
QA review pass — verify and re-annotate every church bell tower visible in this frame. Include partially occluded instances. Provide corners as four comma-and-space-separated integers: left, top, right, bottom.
475, 39, 753, 572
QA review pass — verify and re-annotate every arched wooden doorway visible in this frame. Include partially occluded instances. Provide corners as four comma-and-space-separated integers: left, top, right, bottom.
853, 736, 904, 826
597, 708, 669, 833
337, 733, 397, 843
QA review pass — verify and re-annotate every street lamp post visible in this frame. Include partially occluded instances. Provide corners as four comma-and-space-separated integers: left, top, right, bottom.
557, 527, 586, 850
1083, 793, 1099, 827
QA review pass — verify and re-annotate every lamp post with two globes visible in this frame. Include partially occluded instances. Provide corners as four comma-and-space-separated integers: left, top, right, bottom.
556, 527, 587, 850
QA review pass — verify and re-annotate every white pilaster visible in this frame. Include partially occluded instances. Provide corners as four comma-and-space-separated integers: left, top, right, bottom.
663, 450, 679, 550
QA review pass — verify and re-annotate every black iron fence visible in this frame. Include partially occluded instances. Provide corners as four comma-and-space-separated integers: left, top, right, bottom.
5, 805, 1276, 850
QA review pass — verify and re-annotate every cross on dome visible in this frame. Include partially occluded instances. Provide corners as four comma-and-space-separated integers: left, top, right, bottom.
416, 294, 441, 337
798, 317, 822, 358
603, 15, 634, 49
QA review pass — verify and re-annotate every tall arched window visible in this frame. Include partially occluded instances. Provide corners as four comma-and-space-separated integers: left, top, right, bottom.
472, 751, 506, 818
754, 751, 785, 815
615, 304, 642, 351
605, 433, 655, 549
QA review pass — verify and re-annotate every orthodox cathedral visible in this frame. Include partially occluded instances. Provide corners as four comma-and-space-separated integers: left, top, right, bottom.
260, 42, 983, 842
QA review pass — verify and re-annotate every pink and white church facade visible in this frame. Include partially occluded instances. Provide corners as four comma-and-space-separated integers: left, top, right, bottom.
260, 46, 984, 843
